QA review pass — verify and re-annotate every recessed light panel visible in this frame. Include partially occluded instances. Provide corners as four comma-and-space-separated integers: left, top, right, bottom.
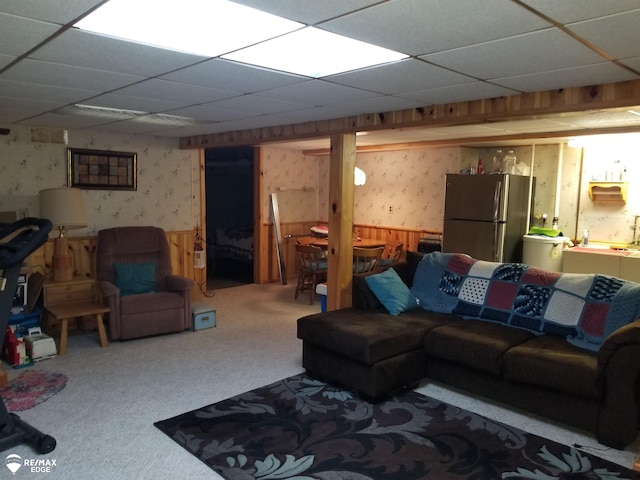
224, 27, 408, 78
75, 0, 303, 57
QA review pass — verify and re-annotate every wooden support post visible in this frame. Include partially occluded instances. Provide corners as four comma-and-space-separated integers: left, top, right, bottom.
326, 133, 356, 311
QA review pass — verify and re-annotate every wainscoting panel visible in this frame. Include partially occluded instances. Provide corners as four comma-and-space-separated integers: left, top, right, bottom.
262, 222, 442, 284
27, 229, 206, 297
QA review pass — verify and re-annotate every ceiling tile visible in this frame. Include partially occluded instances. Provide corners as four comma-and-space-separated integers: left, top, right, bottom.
82, 94, 186, 114
32, 29, 205, 76
258, 80, 379, 106
113, 79, 237, 105
559, 110, 640, 128
210, 94, 308, 115
568, 11, 640, 60
0, 0, 105, 24
1, 59, 144, 91
0, 97, 63, 123
422, 28, 605, 80
16, 111, 120, 128
399, 81, 517, 104
321, 0, 551, 56
229, 0, 381, 24
621, 56, 640, 72
84, 119, 184, 136
328, 58, 473, 95
492, 62, 639, 92
0, 12, 59, 57
164, 104, 250, 123
520, 0, 640, 23
160, 58, 307, 94
0, 79, 97, 104
331, 95, 424, 115
0, 54, 16, 70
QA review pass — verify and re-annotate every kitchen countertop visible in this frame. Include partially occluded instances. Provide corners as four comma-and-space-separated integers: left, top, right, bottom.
566, 246, 640, 257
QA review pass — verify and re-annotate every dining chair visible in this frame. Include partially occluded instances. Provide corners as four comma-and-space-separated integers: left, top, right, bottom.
353, 246, 384, 274
379, 240, 403, 268
294, 243, 328, 304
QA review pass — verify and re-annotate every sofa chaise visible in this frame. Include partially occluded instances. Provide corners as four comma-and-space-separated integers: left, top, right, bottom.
297, 251, 640, 449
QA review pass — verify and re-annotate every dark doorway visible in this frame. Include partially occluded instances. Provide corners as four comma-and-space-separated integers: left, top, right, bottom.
205, 147, 254, 289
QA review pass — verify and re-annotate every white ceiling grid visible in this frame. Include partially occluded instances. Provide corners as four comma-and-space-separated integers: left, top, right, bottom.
0, 0, 639, 148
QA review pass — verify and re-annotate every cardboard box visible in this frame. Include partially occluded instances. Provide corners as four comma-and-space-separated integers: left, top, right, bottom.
192, 302, 216, 331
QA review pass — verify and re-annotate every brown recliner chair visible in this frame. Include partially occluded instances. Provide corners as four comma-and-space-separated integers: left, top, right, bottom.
96, 226, 194, 340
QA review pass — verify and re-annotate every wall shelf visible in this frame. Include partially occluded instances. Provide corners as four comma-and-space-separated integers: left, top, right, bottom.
588, 181, 628, 203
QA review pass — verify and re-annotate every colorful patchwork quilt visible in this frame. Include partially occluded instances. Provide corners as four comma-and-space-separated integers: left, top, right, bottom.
411, 252, 640, 351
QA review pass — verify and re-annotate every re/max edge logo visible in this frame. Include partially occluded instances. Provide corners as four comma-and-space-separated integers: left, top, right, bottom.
6, 454, 58, 475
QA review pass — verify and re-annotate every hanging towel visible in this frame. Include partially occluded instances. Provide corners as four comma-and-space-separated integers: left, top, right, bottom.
528, 226, 564, 237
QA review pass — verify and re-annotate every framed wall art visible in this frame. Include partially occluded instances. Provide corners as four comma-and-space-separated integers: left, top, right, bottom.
67, 148, 137, 190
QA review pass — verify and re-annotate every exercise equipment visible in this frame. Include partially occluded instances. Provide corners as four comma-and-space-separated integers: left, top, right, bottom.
0, 217, 56, 454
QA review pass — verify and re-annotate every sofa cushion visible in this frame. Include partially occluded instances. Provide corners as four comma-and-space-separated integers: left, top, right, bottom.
503, 336, 600, 400
424, 320, 535, 375
114, 262, 156, 296
297, 308, 457, 365
412, 251, 640, 351
365, 267, 420, 315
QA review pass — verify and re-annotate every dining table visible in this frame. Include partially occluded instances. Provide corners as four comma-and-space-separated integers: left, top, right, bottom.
302, 236, 386, 249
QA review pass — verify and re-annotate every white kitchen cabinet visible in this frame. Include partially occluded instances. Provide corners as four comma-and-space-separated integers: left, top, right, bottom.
620, 255, 640, 282
562, 249, 640, 282
562, 249, 621, 276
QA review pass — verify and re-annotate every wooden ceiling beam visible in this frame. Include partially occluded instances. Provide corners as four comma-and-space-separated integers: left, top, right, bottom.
179, 79, 640, 149
301, 124, 640, 156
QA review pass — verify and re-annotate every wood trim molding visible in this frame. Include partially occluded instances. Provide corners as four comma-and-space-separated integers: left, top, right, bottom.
179, 80, 640, 149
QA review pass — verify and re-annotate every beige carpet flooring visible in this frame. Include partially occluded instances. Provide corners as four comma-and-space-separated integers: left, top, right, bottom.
3, 282, 639, 479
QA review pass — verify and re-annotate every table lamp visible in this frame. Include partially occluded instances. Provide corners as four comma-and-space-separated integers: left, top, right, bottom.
39, 187, 87, 282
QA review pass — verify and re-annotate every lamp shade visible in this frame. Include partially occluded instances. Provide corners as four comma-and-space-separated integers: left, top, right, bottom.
39, 187, 87, 232
354, 166, 367, 186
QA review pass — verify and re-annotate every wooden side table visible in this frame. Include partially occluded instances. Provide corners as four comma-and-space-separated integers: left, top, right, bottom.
42, 276, 110, 355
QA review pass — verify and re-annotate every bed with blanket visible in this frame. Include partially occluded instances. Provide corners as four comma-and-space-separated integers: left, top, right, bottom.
213, 226, 253, 264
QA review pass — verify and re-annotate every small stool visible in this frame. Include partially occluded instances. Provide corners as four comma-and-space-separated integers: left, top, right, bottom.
44, 302, 110, 355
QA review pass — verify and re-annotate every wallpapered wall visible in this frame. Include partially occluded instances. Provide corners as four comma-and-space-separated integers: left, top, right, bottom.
261, 146, 461, 232
264, 136, 640, 245
579, 135, 640, 244
319, 147, 460, 230
0, 125, 200, 236
4, 125, 639, 247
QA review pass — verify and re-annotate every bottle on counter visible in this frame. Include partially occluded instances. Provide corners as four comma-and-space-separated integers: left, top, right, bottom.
492, 149, 503, 173
552, 217, 558, 230
504, 149, 517, 174
477, 158, 483, 174
582, 229, 589, 246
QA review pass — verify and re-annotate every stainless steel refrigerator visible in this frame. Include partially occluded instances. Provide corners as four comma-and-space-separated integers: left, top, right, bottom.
442, 173, 534, 263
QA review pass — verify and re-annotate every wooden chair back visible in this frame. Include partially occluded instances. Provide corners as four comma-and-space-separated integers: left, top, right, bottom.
380, 240, 403, 267
294, 243, 328, 304
353, 246, 384, 274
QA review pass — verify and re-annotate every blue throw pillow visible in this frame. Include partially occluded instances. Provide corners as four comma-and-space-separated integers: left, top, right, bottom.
113, 262, 156, 297
365, 267, 420, 315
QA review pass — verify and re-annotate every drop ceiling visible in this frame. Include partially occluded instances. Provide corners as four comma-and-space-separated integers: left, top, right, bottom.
1, 0, 640, 150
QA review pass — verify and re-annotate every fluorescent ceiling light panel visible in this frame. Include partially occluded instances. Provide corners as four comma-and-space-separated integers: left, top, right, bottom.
224, 27, 408, 78
59, 104, 147, 119
74, 0, 303, 57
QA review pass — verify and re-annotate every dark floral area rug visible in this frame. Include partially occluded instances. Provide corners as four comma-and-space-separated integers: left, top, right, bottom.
0, 370, 68, 412
155, 373, 639, 480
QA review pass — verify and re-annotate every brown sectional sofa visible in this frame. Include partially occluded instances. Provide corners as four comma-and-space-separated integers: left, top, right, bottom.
297, 251, 640, 449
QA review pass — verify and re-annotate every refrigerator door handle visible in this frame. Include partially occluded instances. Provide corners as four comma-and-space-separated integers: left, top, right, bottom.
493, 181, 502, 222
493, 182, 502, 261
